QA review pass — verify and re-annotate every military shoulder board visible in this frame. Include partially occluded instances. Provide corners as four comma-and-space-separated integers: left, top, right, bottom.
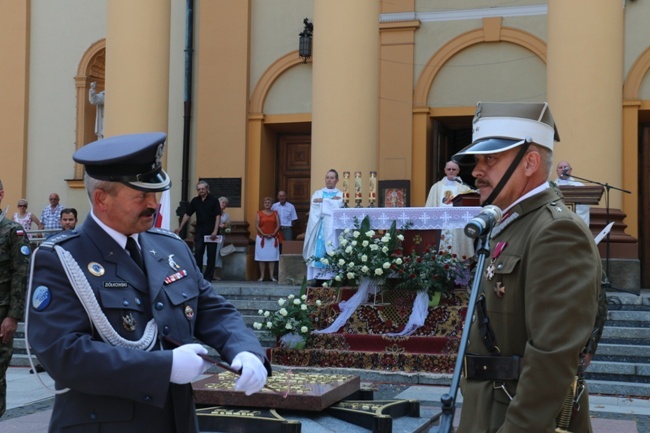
39, 231, 80, 250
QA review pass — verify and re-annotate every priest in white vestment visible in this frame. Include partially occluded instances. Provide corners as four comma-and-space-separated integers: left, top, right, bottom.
303, 169, 343, 281
425, 161, 475, 260
555, 161, 590, 227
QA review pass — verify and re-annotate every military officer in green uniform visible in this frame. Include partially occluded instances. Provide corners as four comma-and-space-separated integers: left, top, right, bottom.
452, 102, 601, 432
0, 179, 31, 417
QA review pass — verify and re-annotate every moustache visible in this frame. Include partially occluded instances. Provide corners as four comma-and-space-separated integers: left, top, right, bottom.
475, 179, 490, 189
140, 209, 157, 218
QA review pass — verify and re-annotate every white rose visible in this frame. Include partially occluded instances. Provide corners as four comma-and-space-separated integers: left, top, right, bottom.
361, 265, 369, 273
375, 268, 384, 276
365, 230, 375, 237
340, 239, 348, 246
264, 311, 270, 317
395, 258, 403, 265
301, 326, 309, 333
361, 255, 368, 262
383, 262, 391, 269
285, 323, 293, 330
335, 275, 342, 281
253, 322, 262, 329
397, 234, 404, 241
316, 300, 322, 306
353, 231, 360, 238
370, 244, 379, 251
279, 308, 288, 316
381, 236, 390, 243
301, 304, 308, 310
293, 299, 301, 305
258, 309, 263, 315
288, 294, 295, 300
348, 262, 355, 268
351, 241, 357, 247
338, 259, 346, 266
362, 240, 369, 247
320, 258, 329, 265
347, 272, 356, 280
382, 246, 389, 253
278, 299, 286, 306
344, 229, 351, 234
266, 322, 273, 329
345, 246, 353, 253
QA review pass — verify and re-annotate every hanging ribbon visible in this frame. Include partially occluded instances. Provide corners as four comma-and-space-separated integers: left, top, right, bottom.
313, 277, 379, 334
385, 289, 430, 337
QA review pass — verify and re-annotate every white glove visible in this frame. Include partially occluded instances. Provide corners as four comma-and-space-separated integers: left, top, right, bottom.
170, 343, 211, 384
230, 351, 267, 395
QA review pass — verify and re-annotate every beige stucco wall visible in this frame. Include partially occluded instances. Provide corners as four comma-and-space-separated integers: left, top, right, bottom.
27, 0, 107, 221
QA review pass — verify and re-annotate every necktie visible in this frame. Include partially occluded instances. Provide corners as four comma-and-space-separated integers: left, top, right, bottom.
125, 236, 145, 272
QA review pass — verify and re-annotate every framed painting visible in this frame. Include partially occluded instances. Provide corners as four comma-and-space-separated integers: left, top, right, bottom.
378, 180, 410, 208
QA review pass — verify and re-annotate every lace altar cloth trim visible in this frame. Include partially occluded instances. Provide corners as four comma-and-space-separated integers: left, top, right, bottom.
332, 206, 482, 230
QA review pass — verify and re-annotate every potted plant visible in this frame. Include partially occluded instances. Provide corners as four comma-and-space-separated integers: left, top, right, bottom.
253, 294, 321, 349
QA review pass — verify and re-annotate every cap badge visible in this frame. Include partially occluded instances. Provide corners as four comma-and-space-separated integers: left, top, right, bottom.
154, 143, 164, 169
122, 312, 137, 332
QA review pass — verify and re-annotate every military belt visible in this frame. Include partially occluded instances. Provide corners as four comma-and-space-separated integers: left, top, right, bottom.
464, 354, 523, 381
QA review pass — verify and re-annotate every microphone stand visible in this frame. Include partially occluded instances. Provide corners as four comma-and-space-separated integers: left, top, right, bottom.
429, 234, 490, 433
561, 172, 633, 297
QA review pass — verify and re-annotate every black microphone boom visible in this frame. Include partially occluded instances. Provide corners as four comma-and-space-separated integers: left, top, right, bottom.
464, 205, 502, 239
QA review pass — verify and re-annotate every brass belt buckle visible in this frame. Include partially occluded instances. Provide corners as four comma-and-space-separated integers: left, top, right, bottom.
493, 381, 513, 401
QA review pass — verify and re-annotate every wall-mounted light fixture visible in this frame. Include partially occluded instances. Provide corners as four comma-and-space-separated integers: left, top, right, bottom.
299, 18, 313, 63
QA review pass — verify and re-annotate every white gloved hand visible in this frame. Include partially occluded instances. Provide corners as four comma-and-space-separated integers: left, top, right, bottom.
170, 343, 211, 384
230, 351, 268, 395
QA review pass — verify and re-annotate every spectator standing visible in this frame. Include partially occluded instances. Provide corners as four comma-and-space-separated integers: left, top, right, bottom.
60, 208, 78, 230
271, 190, 298, 241
40, 193, 64, 231
175, 181, 221, 281
27, 133, 269, 432
0, 181, 31, 417
214, 197, 230, 280
12, 199, 43, 239
255, 197, 280, 282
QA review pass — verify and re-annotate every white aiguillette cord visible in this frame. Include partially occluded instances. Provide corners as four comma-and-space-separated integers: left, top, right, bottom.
24, 245, 159, 394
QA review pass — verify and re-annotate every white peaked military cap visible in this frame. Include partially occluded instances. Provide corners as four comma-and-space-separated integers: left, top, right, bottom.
453, 101, 560, 164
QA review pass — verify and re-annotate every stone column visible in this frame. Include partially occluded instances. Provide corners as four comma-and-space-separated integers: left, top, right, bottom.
311, 0, 380, 203
104, 0, 171, 135
547, 0, 624, 208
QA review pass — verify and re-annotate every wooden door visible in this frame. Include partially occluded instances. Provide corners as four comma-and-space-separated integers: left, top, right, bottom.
276, 134, 311, 237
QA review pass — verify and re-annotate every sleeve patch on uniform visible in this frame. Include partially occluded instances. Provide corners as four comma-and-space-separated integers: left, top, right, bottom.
32, 286, 52, 311
20, 245, 31, 256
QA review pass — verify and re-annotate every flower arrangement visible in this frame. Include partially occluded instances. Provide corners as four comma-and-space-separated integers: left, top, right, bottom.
308, 216, 405, 288
223, 221, 232, 234
253, 293, 321, 349
394, 244, 471, 298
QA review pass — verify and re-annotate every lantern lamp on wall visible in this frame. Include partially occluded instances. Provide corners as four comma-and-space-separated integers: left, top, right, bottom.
299, 18, 313, 63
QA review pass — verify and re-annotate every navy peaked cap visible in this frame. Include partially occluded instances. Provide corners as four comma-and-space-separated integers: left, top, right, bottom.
73, 132, 171, 192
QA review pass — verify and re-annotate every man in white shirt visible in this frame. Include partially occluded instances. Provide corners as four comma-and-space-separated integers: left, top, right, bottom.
555, 161, 590, 227
271, 190, 298, 241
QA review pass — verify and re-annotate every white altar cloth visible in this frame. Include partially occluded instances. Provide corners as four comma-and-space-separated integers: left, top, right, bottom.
332, 206, 483, 231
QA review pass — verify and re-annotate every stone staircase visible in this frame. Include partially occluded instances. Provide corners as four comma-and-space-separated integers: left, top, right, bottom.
12, 283, 650, 398
586, 289, 650, 397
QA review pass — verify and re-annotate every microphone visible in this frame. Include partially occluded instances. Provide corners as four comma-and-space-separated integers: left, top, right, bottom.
562, 167, 569, 176
464, 205, 503, 239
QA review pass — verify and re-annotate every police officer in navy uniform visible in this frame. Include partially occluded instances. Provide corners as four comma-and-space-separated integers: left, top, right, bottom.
27, 133, 270, 433
0, 180, 30, 418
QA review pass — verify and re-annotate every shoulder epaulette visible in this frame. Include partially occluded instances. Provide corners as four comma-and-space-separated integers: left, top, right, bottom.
39, 230, 80, 249
147, 227, 183, 241
546, 201, 572, 221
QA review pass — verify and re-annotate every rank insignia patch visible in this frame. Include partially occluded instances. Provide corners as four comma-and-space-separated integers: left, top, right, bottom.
32, 286, 51, 311
20, 245, 31, 256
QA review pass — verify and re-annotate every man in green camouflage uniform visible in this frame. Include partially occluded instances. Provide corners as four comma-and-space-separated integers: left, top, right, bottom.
0, 180, 31, 417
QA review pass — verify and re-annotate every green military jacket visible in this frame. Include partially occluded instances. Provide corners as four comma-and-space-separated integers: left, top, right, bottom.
0, 216, 31, 319
458, 187, 600, 433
